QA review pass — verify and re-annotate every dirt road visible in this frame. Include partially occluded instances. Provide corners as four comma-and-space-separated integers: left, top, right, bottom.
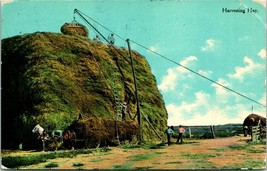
4, 135, 266, 170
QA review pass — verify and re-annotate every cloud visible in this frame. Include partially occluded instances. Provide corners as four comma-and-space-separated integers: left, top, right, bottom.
177, 56, 197, 73
228, 56, 264, 82
166, 91, 250, 126
198, 69, 212, 77
148, 45, 160, 53
211, 78, 231, 96
201, 39, 216, 52
157, 68, 177, 91
253, 0, 266, 8
257, 48, 266, 59
238, 35, 250, 42
167, 91, 266, 126
158, 56, 197, 92
1, 0, 13, 6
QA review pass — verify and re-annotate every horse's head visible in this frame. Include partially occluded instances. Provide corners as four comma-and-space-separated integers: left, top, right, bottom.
32, 124, 44, 135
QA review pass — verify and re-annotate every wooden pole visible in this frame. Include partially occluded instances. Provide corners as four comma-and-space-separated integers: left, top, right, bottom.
126, 39, 142, 142
210, 125, 215, 138
188, 126, 192, 138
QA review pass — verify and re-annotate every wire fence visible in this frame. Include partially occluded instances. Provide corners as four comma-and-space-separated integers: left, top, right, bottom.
172, 124, 243, 138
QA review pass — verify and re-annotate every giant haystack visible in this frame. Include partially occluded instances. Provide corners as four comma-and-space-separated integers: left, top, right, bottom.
1, 31, 167, 149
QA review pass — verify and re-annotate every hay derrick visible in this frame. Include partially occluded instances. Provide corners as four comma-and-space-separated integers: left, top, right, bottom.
69, 117, 138, 148
61, 23, 89, 37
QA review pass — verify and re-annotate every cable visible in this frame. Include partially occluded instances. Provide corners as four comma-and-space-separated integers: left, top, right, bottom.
73, 9, 266, 108
75, 9, 125, 42
130, 39, 266, 108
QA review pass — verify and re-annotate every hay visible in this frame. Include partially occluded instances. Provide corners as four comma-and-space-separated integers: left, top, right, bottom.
60, 23, 89, 37
68, 117, 138, 148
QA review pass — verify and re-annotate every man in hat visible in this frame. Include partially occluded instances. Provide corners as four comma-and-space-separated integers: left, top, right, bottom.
176, 125, 186, 144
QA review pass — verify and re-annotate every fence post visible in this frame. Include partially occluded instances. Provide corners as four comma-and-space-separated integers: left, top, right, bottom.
188, 126, 192, 138
210, 125, 215, 138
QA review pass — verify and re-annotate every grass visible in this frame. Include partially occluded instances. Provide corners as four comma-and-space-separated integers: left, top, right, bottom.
2, 148, 106, 168
165, 161, 182, 164
90, 158, 105, 162
44, 162, 59, 168
112, 163, 133, 170
221, 159, 266, 170
128, 153, 158, 161
182, 153, 220, 159
72, 162, 85, 167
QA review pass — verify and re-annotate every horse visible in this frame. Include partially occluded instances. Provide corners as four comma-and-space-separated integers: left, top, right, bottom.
32, 124, 50, 151
63, 130, 76, 150
243, 114, 266, 140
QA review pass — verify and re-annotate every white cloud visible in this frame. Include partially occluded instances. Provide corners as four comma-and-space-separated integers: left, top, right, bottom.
1, 0, 13, 6
238, 35, 250, 42
177, 56, 197, 73
198, 69, 212, 77
148, 45, 160, 53
158, 56, 197, 92
201, 39, 216, 52
257, 48, 266, 59
228, 56, 264, 82
211, 78, 231, 96
157, 68, 177, 91
253, 0, 266, 8
167, 93, 265, 126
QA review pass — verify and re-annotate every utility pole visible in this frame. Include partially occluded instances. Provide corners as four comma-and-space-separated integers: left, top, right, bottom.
126, 39, 142, 142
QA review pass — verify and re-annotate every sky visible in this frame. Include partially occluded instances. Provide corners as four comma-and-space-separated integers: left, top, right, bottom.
1, 0, 266, 126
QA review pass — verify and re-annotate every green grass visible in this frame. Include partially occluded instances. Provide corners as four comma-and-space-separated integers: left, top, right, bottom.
44, 162, 59, 168
112, 163, 133, 170
90, 158, 105, 162
165, 161, 182, 164
73, 162, 85, 167
182, 153, 220, 159
222, 159, 266, 170
128, 153, 158, 161
2, 149, 94, 168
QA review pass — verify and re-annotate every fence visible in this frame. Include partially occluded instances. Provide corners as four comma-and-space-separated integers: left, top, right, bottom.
173, 124, 243, 138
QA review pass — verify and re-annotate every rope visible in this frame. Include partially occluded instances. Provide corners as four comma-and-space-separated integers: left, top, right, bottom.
129, 40, 266, 108
73, 9, 265, 108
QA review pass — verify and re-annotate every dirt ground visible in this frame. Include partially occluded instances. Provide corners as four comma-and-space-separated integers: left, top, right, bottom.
3, 135, 266, 170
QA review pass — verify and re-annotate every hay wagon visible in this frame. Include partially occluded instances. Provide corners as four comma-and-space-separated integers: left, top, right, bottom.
68, 117, 138, 149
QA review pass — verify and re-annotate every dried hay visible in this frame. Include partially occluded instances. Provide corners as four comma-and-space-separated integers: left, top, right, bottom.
61, 23, 89, 37
69, 117, 138, 148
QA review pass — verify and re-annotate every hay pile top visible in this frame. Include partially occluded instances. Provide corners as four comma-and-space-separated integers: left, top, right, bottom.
61, 23, 89, 37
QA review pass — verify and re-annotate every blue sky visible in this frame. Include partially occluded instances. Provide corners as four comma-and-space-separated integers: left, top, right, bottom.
1, 0, 266, 126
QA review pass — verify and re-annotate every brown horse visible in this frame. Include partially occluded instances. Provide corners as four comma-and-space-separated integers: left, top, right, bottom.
243, 114, 266, 139
63, 130, 76, 150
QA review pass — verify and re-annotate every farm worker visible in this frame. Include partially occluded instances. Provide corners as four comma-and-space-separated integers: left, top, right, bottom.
108, 34, 115, 44
165, 126, 174, 146
121, 102, 127, 120
176, 125, 186, 144
93, 35, 102, 44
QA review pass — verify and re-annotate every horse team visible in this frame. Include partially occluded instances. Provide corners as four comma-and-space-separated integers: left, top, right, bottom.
32, 124, 76, 151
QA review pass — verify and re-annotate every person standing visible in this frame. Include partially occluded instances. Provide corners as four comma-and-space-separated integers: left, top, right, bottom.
108, 33, 115, 44
176, 125, 186, 144
121, 102, 127, 120
165, 126, 174, 146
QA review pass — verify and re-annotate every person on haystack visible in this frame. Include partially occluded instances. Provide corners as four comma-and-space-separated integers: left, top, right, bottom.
176, 125, 186, 144
165, 126, 174, 146
121, 102, 127, 120
108, 33, 115, 44
93, 35, 102, 44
